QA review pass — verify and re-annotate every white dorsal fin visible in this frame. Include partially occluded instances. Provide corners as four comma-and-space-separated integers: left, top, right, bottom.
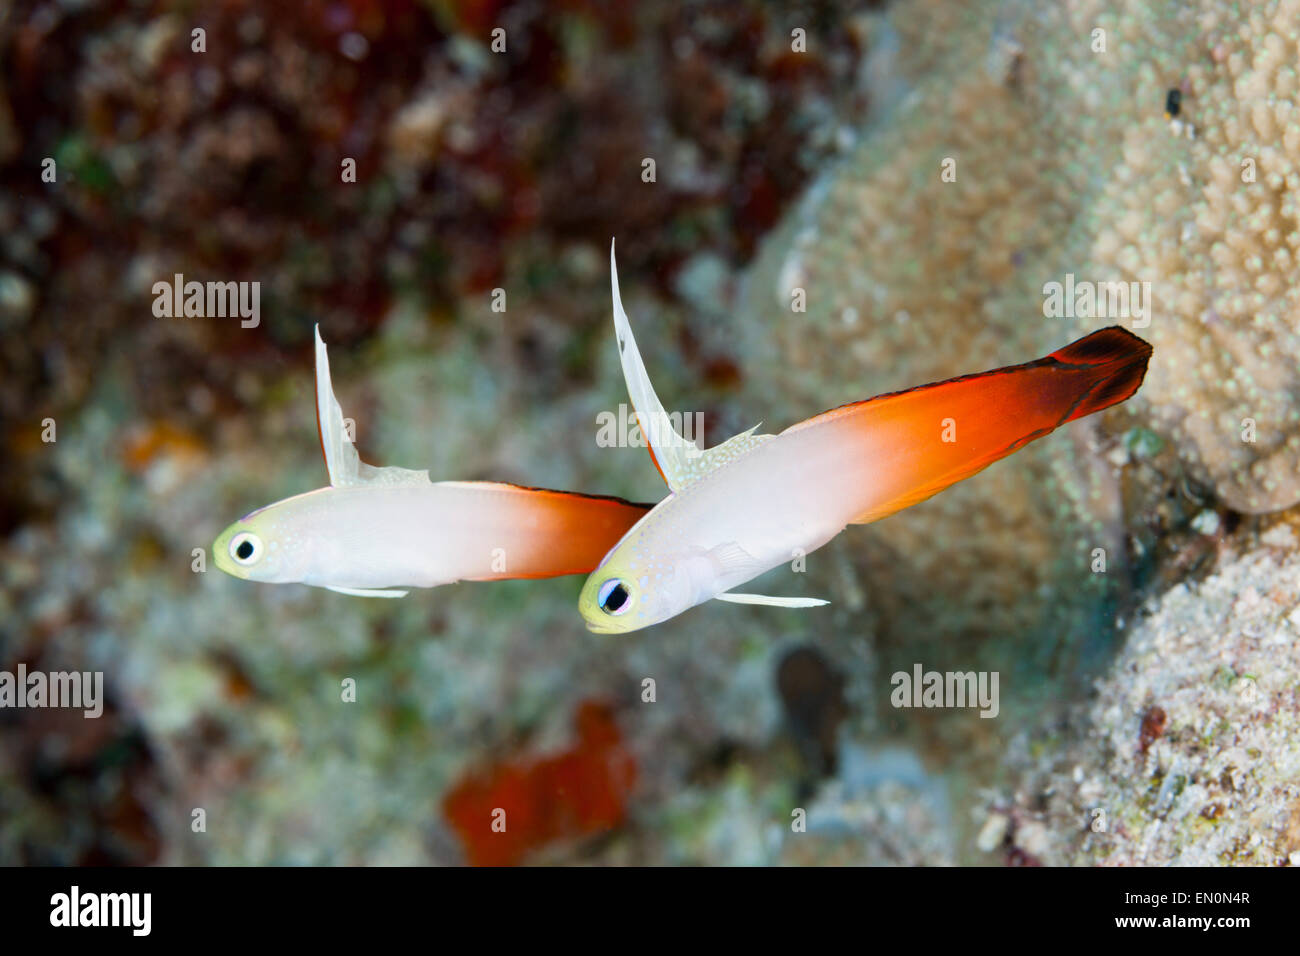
325, 585, 409, 599
314, 324, 431, 488
610, 241, 772, 492
315, 323, 356, 486
715, 592, 829, 608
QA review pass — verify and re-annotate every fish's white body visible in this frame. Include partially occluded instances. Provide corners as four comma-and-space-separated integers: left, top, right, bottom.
598, 431, 857, 625
213, 326, 649, 597
578, 242, 1152, 633
235, 481, 648, 591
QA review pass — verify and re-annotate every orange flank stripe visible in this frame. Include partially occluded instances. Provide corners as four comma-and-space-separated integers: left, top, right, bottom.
629, 403, 671, 486
790, 326, 1152, 526
643, 443, 670, 486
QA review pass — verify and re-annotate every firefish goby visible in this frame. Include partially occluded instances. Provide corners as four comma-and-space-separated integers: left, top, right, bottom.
578, 243, 1153, 633
213, 326, 652, 598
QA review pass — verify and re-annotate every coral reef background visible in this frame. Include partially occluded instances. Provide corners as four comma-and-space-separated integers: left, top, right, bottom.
2, 0, 1297, 865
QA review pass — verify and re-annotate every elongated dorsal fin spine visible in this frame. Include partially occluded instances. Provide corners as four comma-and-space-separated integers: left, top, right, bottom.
314, 324, 432, 489
609, 240, 772, 492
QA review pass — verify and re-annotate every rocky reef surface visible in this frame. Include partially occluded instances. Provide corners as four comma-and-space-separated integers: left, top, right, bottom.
983, 519, 1300, 866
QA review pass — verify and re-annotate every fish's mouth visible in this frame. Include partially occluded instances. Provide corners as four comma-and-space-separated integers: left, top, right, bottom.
583, 616, 625, 635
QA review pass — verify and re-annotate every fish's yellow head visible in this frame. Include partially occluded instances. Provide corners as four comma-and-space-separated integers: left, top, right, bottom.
213, 502, 307, 584
579, 539, 715, 634
578, 560, 644, 634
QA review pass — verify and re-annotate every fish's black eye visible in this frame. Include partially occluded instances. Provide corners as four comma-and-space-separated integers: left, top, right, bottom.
597, 578, 631, 616
229, 532, 263, 566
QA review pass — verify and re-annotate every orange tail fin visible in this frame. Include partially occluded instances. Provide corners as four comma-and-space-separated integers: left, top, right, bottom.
1046, 326, 1152, 425
788, 326, 1152, 526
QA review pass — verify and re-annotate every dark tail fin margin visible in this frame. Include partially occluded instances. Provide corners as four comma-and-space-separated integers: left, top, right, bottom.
1049, 326, 1153, 424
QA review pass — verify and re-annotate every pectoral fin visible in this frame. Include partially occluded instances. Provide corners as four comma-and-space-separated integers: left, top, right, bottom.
324, 585, 410, 599
610, 242, 771, 492
704, 542, 765, 579
705, 542, 827, 607
715, 592, 829, 608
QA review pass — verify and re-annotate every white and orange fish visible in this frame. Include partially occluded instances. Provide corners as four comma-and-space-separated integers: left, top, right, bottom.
213, 327, 650, 597
578, 245, 1153, 633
